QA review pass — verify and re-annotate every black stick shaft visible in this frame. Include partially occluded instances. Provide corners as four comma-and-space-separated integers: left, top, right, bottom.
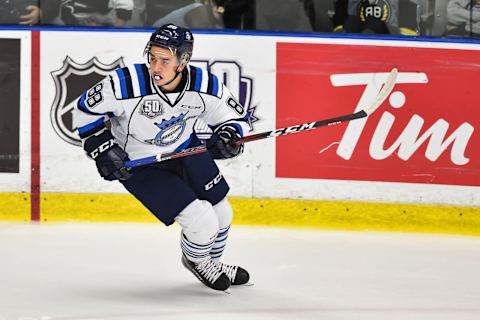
235, 110, 367, 144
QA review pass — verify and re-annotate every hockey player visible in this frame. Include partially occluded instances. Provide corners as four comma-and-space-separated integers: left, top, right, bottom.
72, 23, 250, 292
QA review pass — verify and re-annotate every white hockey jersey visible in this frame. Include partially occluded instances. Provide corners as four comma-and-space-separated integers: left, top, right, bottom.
73, 63, 249, 160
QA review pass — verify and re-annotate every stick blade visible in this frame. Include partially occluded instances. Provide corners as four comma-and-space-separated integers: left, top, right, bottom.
363, 68, 398, 116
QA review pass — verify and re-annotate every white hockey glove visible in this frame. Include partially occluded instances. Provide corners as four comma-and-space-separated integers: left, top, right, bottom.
207, 125, 244, 159
83, 131, 132, 181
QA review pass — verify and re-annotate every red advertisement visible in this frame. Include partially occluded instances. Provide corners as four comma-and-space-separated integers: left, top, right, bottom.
276, 42, 480, 186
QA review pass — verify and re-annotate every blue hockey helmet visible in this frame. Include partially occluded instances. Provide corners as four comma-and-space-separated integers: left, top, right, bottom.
145, 24, 194, 65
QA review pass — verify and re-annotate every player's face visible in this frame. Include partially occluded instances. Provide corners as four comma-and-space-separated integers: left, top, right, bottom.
148, 46, 181, 86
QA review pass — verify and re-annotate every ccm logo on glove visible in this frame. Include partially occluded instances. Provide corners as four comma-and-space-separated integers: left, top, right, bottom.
89, 138, 115, 159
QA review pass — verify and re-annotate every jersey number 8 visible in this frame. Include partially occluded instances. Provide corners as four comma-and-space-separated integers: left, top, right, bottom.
226, 97, 244, 115
86, 83, 104, 109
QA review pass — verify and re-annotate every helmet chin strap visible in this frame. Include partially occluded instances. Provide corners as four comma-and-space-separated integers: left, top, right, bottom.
159, 65, 182, 89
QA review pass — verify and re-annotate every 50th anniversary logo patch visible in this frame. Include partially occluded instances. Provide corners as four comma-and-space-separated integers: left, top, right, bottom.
140, 99, 164, 119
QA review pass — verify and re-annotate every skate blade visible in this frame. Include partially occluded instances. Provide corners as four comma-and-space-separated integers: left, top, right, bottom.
224, 288, 232, 294
233, 281, 254, 287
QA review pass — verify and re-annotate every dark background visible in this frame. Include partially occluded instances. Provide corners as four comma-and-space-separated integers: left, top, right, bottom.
0, 38, 20, 173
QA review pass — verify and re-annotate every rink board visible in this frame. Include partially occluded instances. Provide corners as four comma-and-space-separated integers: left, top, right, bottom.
0, 193, 471, 236
0, 28, 479, 234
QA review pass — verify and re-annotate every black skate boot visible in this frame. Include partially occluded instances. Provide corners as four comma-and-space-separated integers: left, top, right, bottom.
181, 255, 231, 292
216, 262, 250, 285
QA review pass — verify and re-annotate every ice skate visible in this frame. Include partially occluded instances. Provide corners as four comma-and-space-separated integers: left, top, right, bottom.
216, 261, 251, 286
181, 254, 231, 293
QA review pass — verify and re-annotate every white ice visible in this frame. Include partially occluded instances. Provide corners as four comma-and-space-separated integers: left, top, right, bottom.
0, 222, 479, 320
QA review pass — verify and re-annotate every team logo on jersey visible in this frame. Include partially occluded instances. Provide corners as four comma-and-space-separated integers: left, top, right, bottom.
358, 0, 390, 22
145, 113, 188, 146
50, 56, 125, 146
140, 99, 163, 118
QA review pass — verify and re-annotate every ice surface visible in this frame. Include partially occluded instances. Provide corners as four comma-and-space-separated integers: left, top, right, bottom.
0, 222, 479, 320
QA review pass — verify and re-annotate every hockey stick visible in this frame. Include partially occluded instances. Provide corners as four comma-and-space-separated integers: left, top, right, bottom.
124, 145, 208, 169
124, 68, 397, 169
235, 68, 398, 144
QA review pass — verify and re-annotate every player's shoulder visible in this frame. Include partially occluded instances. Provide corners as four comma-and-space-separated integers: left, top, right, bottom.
109, 63, 155, 100
187, 65, 223, 99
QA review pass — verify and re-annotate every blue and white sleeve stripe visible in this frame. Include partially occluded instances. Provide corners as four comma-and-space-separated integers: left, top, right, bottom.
111, 64, 153, 99
77, 117, 105, 139
188, 66, 221, 98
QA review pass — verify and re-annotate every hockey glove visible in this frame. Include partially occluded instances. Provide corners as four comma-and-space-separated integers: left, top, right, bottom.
84, 131, 132, 181
207, 125, 244, 159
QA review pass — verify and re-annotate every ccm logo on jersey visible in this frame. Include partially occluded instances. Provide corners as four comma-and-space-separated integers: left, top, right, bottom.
180, 104, 202, 110
89, 139, 115, 159
204, 172, 223, 191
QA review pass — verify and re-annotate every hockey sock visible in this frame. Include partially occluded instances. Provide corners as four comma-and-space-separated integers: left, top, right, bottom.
181, 231, 216, 264
175, 199, 219, 264
210, 225, 230, 261
210, 197, 233, 262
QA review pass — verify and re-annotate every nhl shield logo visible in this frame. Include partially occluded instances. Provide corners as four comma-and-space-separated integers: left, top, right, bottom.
50, 56, 125, 146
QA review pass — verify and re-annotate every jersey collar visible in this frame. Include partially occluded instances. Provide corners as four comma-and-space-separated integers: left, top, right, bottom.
152, 68, 190, 107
